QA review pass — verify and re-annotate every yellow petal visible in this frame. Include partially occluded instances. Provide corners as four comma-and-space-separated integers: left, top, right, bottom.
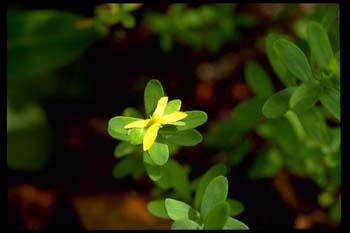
124, 119, 151, 129
152, 96, 168, 119
143, 123, 160, 151
158, 111, 187, 124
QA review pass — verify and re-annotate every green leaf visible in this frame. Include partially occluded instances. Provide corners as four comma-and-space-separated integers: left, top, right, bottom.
273, 38, 313, 83
297, 107, 329, 144
223, 217, 249, 230
164, 99, 181, 115
171, 219, 202, 230
143, 151, 162, 181
122, 107, 142, 118
113, 141, 137, 158
265, 32, 296, 87
194, 164, 227, 209
226, 199, 244, 216
290, 81, 320, 112
232, 97, 266, 131
112, 154, 143, 179
262, 87, 297, 118
129, 128, 146, 145
200, 176, 228, 220
108, 116, 142, 141
157, 159, 192, 202
165, 198, 199, 221
203, 202, 229, 229
176, 111, 208, 131
148, 142, 169, 166
244, 61, 274, 97
158, 128, 203, 146
144, 79, 165, 117
307, 22, 333, 68
319, 87, 340, 121
7, 10, 102, 80
147, 199, 170, 219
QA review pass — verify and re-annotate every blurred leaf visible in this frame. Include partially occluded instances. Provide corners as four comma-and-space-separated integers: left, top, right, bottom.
223, 217, 249, 230
244, 61, 274, 97
203, 202, 229, 229
297, 107, 329, 144
232, 97, 266, 131
307, 22, 333, 68
290, 81, 321, 112
176, 111, 208, 131
266, 32, 296, 87
108, 116, 141, 141
7, 9, 102, 80
157, 160, 192, 202
143, 151, 162, 181
114, 141, 137, 158
200, 176, 228, 220
171, 219, 202, 230
148, 142, 169, 166
7, 102, 53, 171
112, 154, 143, 179
122, 107, 143, 118
147, 199, 170, 219
164, 99, 181, 115
273, 38, 313, 83
248, 149, 282, 180
120, 12, 136, 28
319, 87, 340, 121
262, 87, 296, 118
226, 198, 244, 216
122, 3, 143, 12
194, 164, 227, 210
144, 79, 165, 117
158, 129, 203, 146
226, 139, 252, 166
329, 197, 341, 223
165, 198, 199, 221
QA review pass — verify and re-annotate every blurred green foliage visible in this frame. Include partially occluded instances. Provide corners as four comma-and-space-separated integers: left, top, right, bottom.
143, 4, 256, 52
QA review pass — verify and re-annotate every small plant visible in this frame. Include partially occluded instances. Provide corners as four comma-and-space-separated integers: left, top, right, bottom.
107, 79, 249, 229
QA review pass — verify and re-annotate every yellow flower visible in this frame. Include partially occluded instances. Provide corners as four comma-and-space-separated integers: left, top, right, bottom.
124, 97, 187, 151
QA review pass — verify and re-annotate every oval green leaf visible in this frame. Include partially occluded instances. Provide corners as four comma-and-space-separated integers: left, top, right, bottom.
273, 38, 313, 83
223, 217, 249, 230
290, 81, 320, 112
266, 32, 296, 87
108, 116, 142, 141
307, 22, 333, 68
129, 128, 146, 145
165, 198, 198, 221
148, 142, 169, 166
226, 198, 245, 216
143, 151, 162, 181
297, 107, 329, 144
319, 87, 340, 121
144, 79, 165, 117
147, 199, 170, 219
164, 99, 181, 115
158, 129, 203, 146
112, 155, 143, 179
203, 202, 230, 229
200, 176, 228, 220
176, 111, 208, 131
262, 87, 297, 118
244, 61, 274, 97
113, 141, 137, 158
194, 164, 228, 209
171, 219, 202, 230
